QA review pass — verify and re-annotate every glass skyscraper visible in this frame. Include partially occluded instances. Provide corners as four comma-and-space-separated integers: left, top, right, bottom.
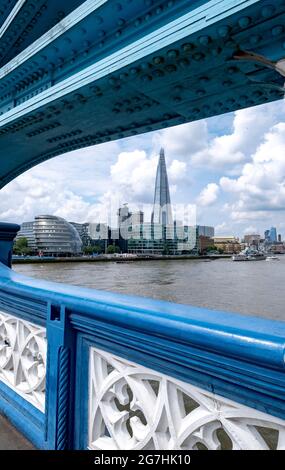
151, 148, 173, 225
265, 227, 278, 243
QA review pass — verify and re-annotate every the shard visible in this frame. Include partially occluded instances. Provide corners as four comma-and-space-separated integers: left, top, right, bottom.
151, 148, 173, 225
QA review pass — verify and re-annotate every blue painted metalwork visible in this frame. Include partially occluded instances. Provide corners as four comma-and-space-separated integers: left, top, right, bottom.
0, 247, 284, 448
0, 222, 19, 267
0, 0, 284, 186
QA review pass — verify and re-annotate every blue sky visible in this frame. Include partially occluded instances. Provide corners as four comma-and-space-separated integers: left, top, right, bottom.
1, 98, 285, 239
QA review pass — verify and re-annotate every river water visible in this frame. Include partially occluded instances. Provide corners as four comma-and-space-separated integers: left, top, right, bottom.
14, 257, 285, 321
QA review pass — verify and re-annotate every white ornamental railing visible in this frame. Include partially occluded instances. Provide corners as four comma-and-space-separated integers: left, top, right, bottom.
0, 310, 46, 411
88, 348, 285, 450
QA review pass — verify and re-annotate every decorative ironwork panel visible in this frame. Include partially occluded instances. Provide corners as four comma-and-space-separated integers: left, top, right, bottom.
89, 348, 285, 450
0, 310, 46, 411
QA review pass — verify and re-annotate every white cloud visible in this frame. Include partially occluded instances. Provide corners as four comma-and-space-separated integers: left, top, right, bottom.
168, 160, 187, 180
215, 222, 234, 235
192, 101, 285, 168
243, 226, 258, 235
220, 123, 285, 215
153, 121, 208, 160
110, 150, 157, 203
197, 183, 219, 206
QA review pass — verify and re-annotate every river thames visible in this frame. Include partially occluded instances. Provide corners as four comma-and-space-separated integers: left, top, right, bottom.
14, 257, 285, 321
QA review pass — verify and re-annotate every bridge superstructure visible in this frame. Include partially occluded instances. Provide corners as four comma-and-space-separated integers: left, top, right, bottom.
0, 0, 284, 450
0, 0, 284, 186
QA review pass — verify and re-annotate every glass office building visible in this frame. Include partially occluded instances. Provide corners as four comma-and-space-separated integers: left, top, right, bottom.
127, 223, 197, 255
16, 221, 37, 251
34, 215, 82, 255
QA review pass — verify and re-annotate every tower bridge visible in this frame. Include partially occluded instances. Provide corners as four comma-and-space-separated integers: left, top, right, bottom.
0, 0, 284, 187
0, 1, 285, 451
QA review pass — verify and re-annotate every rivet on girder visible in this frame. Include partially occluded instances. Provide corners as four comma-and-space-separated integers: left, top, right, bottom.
130, 67, 140, 76
218, 25, 230, 37
238, 17, 251, 28
199, 35, 211, 46
181, 43, 194, 53
109, 77, 117, 86
271, 26, 284, 37
141, 62, 150, 71
167, 49, 179, 59
261, 5, 275, 18
153, 56, 164, 65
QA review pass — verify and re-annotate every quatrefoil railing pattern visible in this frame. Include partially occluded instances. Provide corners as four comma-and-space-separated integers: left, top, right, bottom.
0, 310, 46, 411
89, 348, 285, 450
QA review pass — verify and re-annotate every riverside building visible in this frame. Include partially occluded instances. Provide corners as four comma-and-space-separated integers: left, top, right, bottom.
16, 221, 37, 251
33, 215, 82, 256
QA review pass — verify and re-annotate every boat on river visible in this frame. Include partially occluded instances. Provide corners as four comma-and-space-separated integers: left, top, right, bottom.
232, 249, 266, 261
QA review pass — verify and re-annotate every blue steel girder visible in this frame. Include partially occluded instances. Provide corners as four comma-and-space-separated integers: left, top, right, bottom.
0, 1, 85, 67
0, 0, 284, 188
